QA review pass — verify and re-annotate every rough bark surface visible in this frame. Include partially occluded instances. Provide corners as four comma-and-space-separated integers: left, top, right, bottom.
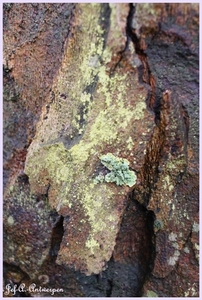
3, 3, 199, 297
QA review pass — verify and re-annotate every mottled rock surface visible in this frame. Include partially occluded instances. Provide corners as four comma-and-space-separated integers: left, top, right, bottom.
3, 3, 75, 188
3, 3, 199, 297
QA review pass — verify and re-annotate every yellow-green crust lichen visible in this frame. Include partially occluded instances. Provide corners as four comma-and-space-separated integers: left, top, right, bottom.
25, 3, 149, 275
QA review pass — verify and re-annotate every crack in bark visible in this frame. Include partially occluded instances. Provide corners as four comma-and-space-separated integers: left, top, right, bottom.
106, 279, 113, 297
124, 5, 191, 286
126, 4, 159, 122
107, 4, 132, 76
49, 214, 65, 259
125, 5, 189, 206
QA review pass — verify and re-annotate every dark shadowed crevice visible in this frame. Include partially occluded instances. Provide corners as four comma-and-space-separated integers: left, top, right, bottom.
126, 3, 136, 39
106, 279, 113, 297
107, 3, 134, 77
100, 4, 111, 48
126, 4, 160, 123
102, 194, 156, 297
49, 213, 65, 260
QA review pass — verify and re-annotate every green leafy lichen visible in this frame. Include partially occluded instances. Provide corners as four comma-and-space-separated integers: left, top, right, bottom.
146, 290, 158, 297
153, 219, 164, 232
94, 153, 137, 187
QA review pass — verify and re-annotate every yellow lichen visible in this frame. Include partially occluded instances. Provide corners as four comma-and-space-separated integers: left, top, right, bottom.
7, 215, 15, 226
85, 237, 100, 254
24, 3, 150, 275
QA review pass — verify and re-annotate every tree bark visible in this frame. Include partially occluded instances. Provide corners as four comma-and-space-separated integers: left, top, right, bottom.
3, 3, 199, 297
